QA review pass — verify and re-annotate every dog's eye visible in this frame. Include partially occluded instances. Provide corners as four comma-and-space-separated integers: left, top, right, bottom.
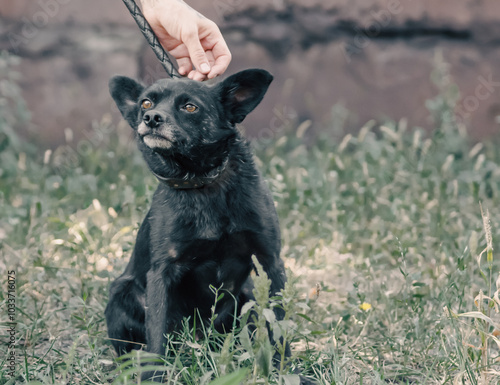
141, 99, 153, 109
183, 104, 198, 113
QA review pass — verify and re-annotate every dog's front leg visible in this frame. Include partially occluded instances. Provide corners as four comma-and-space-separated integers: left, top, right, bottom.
141, 260, 183, 382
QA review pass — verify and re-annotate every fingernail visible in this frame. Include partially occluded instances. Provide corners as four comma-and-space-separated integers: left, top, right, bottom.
200, 63, 210, 73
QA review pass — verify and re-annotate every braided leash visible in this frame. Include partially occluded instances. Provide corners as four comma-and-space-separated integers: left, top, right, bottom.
121, 0, 181, 78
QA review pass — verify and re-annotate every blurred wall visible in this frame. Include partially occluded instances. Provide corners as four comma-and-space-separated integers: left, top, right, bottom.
1, 0, 500, 147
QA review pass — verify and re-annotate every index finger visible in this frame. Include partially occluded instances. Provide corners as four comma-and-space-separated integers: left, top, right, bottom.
207, 40, 232, 79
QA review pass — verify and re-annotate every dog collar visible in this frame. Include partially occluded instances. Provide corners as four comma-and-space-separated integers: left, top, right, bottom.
150, 158, 229, 190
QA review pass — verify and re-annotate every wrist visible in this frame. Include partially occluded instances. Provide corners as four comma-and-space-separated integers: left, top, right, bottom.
140, 0, 186, 8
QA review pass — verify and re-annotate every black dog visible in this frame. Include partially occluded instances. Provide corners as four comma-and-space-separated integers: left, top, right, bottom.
105, 69, 299, 382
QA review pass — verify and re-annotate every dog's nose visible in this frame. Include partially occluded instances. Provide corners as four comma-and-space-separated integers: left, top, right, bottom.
143, 111, 165, 128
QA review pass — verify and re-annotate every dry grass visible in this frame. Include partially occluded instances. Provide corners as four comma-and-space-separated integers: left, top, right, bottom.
2, 52, 500, 384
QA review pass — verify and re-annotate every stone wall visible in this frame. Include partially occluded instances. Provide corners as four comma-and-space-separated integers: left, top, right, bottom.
1, 0, 500, 147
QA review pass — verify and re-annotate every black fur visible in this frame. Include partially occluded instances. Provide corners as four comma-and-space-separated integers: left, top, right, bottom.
105, 69, 312, 383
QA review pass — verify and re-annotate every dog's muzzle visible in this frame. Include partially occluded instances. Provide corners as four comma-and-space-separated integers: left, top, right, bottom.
138, 121, 173, 150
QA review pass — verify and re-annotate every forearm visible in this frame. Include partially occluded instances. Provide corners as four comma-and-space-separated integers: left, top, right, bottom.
140, 0, 203, 20
140, 0, 193, 11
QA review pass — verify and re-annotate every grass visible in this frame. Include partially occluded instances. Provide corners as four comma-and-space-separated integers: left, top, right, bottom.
2, 50, 500, 384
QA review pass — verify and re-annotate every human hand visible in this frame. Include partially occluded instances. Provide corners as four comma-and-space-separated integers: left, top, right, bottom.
141, 0, 232, 81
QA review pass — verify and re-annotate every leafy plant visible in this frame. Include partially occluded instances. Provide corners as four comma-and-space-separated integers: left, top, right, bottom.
3, 50, 500, 384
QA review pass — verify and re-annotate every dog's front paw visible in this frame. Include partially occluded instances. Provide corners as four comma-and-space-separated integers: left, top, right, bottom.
299, 375, 318, 385
141, 369, 165, 383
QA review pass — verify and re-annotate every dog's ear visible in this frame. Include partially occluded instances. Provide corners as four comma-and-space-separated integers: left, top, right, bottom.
217, 69, 273, 124
109, 76, 144, 128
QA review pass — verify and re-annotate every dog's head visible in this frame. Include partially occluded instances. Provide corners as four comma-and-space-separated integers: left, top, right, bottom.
109, 69, 272, 175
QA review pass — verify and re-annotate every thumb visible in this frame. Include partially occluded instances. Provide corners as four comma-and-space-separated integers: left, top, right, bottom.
183, 32, 211, 74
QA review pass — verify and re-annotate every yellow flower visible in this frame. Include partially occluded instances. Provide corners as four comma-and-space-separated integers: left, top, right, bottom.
359, 302, 372, 311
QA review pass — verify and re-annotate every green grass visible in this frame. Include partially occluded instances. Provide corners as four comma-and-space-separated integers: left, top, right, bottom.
2, 51, 500, 384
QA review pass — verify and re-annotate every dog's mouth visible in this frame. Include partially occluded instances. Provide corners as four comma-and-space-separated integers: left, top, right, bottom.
142, 133, 173, 150
138, 122, 175, 150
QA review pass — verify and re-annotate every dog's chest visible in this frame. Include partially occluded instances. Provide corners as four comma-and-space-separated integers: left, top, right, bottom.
161, 188, 260, 240
184, 199, 229, 239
